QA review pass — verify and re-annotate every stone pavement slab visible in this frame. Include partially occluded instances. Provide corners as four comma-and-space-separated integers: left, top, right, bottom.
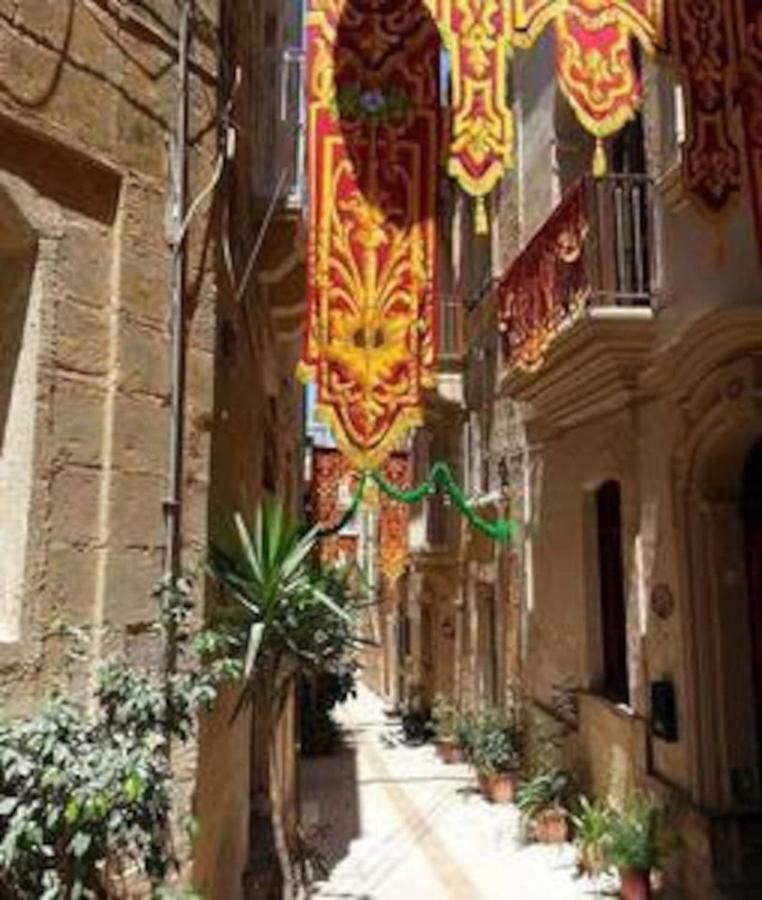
300, 686, 606, 900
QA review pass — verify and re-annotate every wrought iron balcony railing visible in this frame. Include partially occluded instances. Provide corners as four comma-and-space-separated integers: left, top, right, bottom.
497, 174, 655, 372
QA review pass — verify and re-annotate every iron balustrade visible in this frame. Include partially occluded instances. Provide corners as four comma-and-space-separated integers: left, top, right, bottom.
497, 173, 655, 370
583, 173, 653, 308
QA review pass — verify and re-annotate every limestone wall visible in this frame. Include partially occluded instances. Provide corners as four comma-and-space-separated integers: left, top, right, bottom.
0, 0, 218, 704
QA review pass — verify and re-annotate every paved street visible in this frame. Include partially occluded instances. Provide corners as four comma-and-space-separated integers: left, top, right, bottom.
301, 686, 605, 900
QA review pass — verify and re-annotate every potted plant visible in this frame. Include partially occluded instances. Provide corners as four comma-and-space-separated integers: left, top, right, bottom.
431, 695, 463, 763
515, 767, 573, 843
605, 794, 670, 900
470, 709, 521, 803
571, 795, 612, 879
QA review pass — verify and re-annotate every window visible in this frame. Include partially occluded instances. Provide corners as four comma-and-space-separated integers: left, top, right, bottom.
595, 480, 629, 704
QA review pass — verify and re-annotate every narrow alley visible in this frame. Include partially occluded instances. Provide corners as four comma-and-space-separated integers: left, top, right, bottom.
301, 687, 600, 900
3, 1, 762, 898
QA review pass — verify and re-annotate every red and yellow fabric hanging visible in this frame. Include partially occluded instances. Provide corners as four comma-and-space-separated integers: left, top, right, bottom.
667, 0, 742, 220
737, 1, 762, 250
311, 448, 361, 567
497, 180, 590, 371
426, 0, 514, 232
378, 452, 412, 582
512, 0, 662, 174
299, 0, 440, 471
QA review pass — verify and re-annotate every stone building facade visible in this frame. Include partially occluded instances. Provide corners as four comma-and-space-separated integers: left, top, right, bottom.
390, 22, 762, 900
469, 31, 762, 900
0, 2, 306, 897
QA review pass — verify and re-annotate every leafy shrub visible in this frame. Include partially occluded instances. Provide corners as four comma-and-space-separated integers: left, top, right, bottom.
468, 708, 522, 776
571, 796, 613, 877
431, 695, 459, 742
0, 577, 240, 900
604, 794, 671, 872
299, 663, 358, 756
515, 767, 574, 821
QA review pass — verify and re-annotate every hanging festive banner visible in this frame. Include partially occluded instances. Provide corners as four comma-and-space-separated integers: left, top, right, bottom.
378, 453, 412, 582
299, 0, 440, 471
737, 1, 762, 254
667, 0, 741, 219
427, 0, 514, 232
497, 180, 590, 371
311, 447, 360, 566
512, 1, 662, 174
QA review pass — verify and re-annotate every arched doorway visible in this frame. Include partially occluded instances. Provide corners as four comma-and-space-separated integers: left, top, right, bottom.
742, 439, 762, 778
683, 411, 762, 809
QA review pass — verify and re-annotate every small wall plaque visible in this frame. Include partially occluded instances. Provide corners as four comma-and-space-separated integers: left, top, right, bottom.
651, 583, 675, 621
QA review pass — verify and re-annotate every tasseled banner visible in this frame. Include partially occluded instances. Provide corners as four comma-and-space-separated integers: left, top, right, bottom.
593, 139, 607, 178
475, 197, 489, 235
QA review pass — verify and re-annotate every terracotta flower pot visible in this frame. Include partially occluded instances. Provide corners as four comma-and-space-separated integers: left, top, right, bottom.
619, 868, 652, 900
478, 771, 515, 804
435, 739, 463, 764
533, 808, 569, 844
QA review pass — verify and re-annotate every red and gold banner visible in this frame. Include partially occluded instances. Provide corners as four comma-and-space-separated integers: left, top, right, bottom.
299, 0, 440, 471
512, 1, 662, 173
427, 0, 514, 232
737, 1, 762, 253
497, 180, 590, 371
311, 448, 360, 566
668, 0, 742, 219
378, 452, 412, 582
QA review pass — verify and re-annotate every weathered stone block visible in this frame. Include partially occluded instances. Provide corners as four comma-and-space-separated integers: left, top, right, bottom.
117, 314, 169, 398
120, 246, 170, 324
46, 545, 98, 624
19, 0, 74, 49
109, 470, 166, 549
51, 380, 105, 467
54, 298, 109, 376
50, 465, 102, 546
103, 548, 163, 627
59, 226, 112, 309
112, 394, 168, 474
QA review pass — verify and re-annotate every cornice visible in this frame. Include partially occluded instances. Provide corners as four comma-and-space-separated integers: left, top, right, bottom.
498, 308, 656, 430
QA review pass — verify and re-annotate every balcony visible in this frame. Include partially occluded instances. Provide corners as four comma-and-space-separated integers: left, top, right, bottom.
497, 175, 657, 428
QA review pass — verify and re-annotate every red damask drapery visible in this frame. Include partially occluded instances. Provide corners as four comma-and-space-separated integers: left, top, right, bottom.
299, 0, 440, 471
667, 0, 742, 220
378, 452, 412, 582
497, 180, 590, 371
737, 1, 762, 255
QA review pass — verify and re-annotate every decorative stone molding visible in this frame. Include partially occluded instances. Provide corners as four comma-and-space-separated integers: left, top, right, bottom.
500, 308, 656, 431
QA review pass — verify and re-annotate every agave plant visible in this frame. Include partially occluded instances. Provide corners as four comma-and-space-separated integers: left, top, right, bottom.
208, 499, 353, 718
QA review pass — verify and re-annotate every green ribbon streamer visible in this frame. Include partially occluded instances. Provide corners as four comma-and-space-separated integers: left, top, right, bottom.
316, 472, 368, 538
315, 462, 515, 544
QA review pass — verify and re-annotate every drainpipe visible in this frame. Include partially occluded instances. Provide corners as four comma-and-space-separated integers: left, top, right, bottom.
163, 0, 192, 667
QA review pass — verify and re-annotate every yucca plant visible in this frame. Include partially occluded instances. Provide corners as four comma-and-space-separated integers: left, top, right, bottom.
208, 499, 357, 897
208, 500, 353, 718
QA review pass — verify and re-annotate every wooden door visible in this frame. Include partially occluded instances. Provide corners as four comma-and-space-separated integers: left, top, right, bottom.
742, 441, 762, 775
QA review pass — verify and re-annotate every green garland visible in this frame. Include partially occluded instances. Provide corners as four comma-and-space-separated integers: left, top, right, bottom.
316, 472, 368, 538
316, 462, 515, 544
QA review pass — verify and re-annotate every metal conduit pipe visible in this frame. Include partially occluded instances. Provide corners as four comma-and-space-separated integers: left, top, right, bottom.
163, 0, 192, 668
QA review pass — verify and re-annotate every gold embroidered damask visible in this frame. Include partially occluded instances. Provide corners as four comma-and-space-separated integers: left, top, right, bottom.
299, 0, 440, 471
427, 0, 514, 232
512, 0, 662, 174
